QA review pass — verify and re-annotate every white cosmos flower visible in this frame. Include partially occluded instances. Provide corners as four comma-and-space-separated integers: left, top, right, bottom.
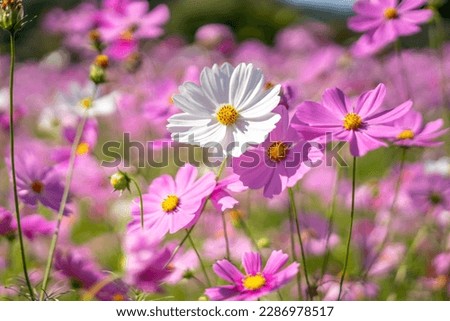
55, 82, 119, 118
167, 63, 281, 157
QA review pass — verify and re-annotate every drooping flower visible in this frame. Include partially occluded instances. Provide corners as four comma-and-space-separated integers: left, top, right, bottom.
210, 173, 247, 212
128, 164, 216, 237
55, 247, 129, 301
389, 110, 448, 147
18, 214, 56, 240
0, 207, 15, 237
292, 83, 412, 157
167, 63, 282, 157
205, 250, 299, 301
348, 0, 433, 57
124, 229, 171, 292
233, 106, 322, 198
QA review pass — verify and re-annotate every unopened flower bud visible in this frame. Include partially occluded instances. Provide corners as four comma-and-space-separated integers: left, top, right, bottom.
257, 237, 271, 249
110, 171, 131, 192
198, 295, 208, 301
89, 29, 105, 53
183, 270, 194, 280
0, 0, 24, 32
95, 54, 109, 68
90, 64, 106, 84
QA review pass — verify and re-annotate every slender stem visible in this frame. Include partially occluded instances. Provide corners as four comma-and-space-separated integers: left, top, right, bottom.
338, 156, 357, 301
394, 40, 412, 101
288, 200, 303, 300
130, 178, 145, 229
165, 225, 194, 268
8, 32, 34, 300
187, 231, 211, 287
321, 166, 341, 278
288, 187, 312, 300
221, 211, 231, 260
216, 157, 227, 181
362, 147, 407, 278
238, 216, 260, 254
39, 113, 88, 300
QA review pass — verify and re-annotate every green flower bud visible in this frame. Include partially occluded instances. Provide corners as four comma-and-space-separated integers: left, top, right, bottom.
0, 0, 24, 32
257, 237, 271, 249
182, 270, 194, 280
198, 295, 208, 301
110, 171, 131, 192
89, 64, 106, 84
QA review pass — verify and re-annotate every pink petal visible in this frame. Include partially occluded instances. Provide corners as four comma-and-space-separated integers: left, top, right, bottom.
397, 0, 428, 12
175, 164, 198, 194
295, 101, 340, 127
400, 9, 433, 24
322, 87, 351, 116
348, 16, 384, 32
263, 250, 289, 274
366, 100, 412, 124
355, 83, 386, 118
349, 132, 387, 157
243, 252, 262, 275
213, 259, 244, 283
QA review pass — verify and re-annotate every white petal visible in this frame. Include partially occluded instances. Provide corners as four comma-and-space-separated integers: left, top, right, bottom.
229, 63, 265, 109
200, 63, 234, 105
239, 84, 281, 118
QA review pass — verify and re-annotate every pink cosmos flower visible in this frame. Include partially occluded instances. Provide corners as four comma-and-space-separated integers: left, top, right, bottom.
292, 83, 412, 157
9, 150, 69, 214
389, 110, 448, 147
129, 164, 216, 237
408, 173, 450, 215
19, 214, 55, 241
124, 229, 171, 292
55, 247, 129, 300
233, 106, 322, 198
210, 173, 247, 212
100, 0, 169, 59
0, 207, 15, 237
205, 250, 299, 301
348, 0, 433, 57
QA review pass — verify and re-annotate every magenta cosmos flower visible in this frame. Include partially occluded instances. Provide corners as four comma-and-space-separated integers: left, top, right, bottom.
129, 164, 216, 237
348, 0, 433, 57
389, 110, 448, 147
9, 150, 69, 214
292, 84, 412, 157
205, 250, 299, 301
233, 106, 322, 198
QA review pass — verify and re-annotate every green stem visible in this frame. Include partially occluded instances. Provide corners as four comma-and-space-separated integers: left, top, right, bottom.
362, 147, 407, 279
216, 157, 227, 181
39, 113, 88, 300
338, 156, 357, 301
221, 211, 231, 260
130, 178, 145, 229
288, 187, 312, 300
321, 166, 341, 278
238, 216, 260, 254
187, 231, 211, 287
288, 199, 303, 301
8, 32, 34, 300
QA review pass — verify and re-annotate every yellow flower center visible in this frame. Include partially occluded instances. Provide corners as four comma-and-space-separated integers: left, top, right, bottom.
397, 129, 414, 140
120, 29, 134, 41
95, 54, 109, 68
161, 195, 180, 213
76, 142, 90, 156
80, 97, 93, 110
216, 105, 239, 126
384, 7, 399, 20
343, 112, 363, 130
267, 141, 289, 162
31, 180, 44, 194
168, 95, 175, 105
242, 273, 266, 291
89, 30, 101, 42
112, 293, 125, 301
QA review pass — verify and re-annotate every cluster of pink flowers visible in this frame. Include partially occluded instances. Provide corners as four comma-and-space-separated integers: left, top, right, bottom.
0, 0, 448, 302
